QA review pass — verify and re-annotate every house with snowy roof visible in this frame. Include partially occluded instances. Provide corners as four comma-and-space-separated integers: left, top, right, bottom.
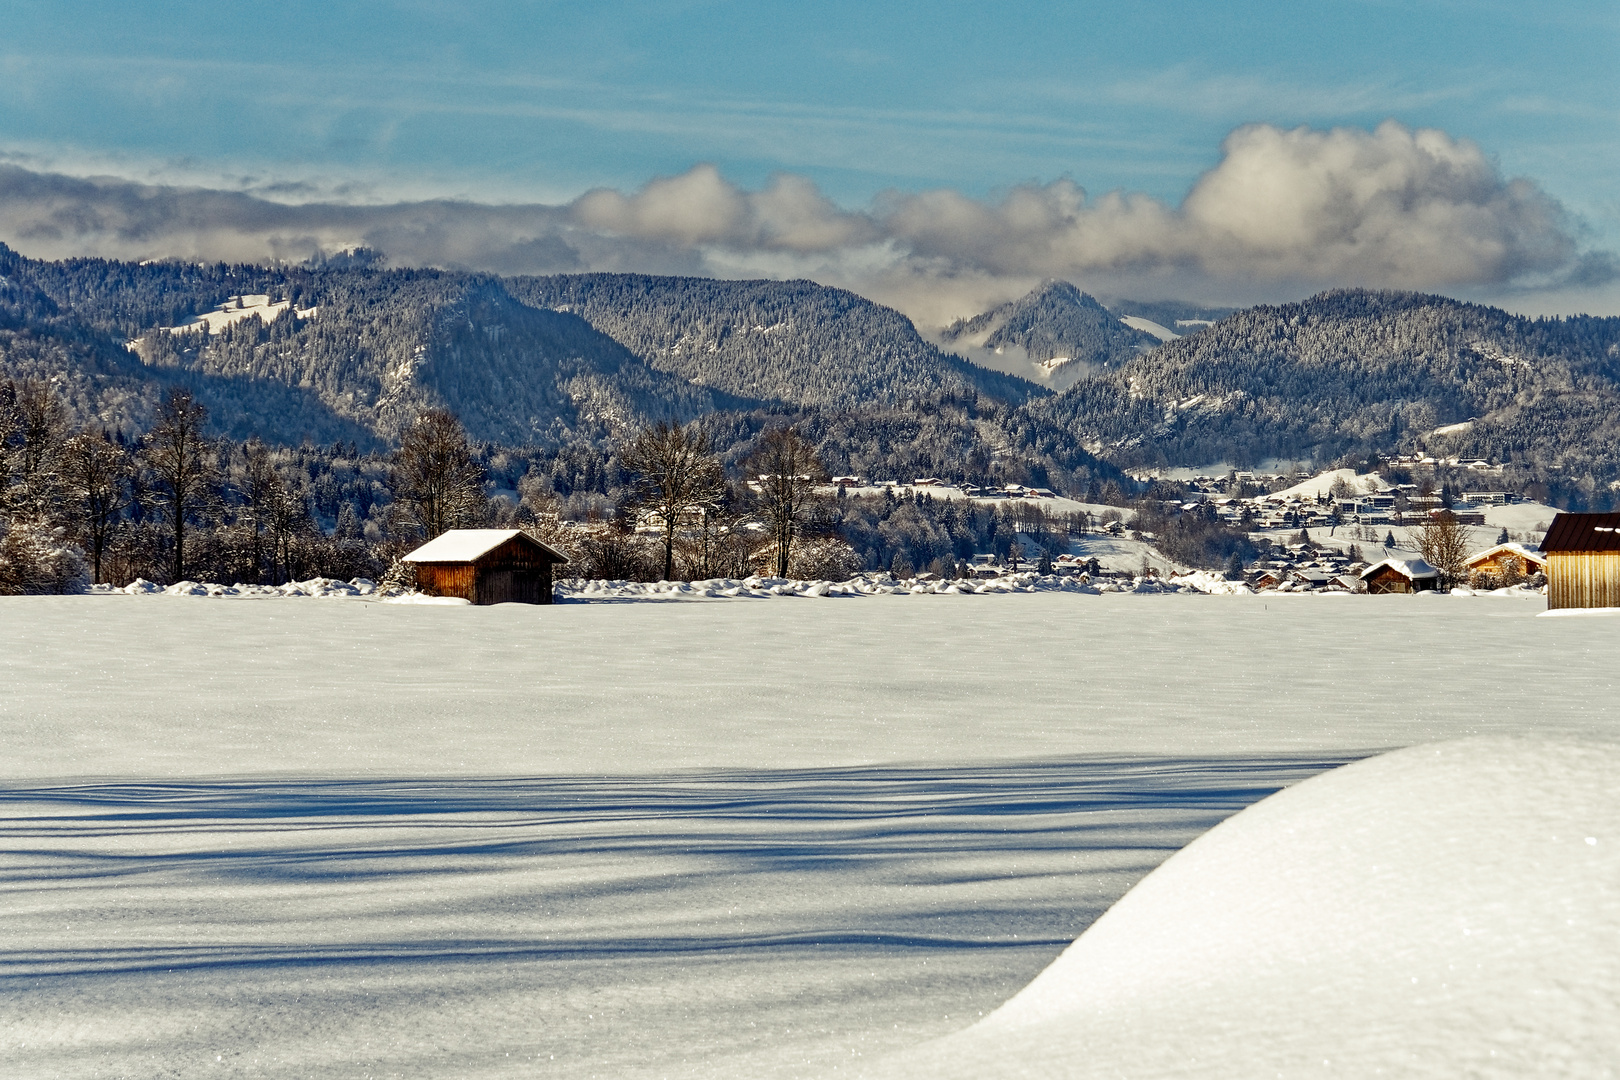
402, 529, 569, 605
1463, 543, 1546, 584
1360, 558, 1440, 595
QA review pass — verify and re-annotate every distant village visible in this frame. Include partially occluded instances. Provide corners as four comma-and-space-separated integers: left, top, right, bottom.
773, 461, 1563, 598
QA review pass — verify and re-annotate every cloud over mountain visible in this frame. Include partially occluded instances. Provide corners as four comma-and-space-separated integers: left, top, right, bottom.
0, 122, 1604, 322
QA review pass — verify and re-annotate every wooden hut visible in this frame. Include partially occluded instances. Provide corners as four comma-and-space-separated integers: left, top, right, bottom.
402, 529, 569, 605
1541, 512, 1620, 609
1360, 558, 1440, 594
1463, 542, 1546, 583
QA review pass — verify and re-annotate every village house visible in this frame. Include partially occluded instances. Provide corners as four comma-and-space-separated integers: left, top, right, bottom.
402, 529, 569, 605
1360, 558, 1441, 594
1464, 542, 1546, 585
1540, 512, 1620, 610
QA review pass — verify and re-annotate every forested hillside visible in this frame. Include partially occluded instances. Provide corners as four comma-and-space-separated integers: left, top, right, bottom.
5, 244, 1620, 509
1029, 289, 1620, 500
508, 273, 1041, 407
0, 248, 757, 447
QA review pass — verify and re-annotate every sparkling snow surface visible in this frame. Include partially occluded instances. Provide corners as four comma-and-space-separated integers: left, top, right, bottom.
865, 736, 1620, 1079
2, 594, 1616, 1078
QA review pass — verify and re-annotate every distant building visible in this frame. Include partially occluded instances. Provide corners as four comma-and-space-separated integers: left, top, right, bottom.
402, 529, 569, 605
1540, 513, 1620, 609
1360, 558, 1441, 594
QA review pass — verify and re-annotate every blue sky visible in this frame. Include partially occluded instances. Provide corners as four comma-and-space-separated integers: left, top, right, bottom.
1, 1, 1615, 317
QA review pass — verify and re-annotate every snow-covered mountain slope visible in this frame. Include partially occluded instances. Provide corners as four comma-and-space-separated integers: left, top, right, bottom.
1117, 314, 1178, 341
939, 281, 1160, 389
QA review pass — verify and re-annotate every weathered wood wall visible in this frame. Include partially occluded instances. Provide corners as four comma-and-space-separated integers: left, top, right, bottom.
1547, 552, 1620, 609
415, 536, 561, 605
415, 563, 477, 602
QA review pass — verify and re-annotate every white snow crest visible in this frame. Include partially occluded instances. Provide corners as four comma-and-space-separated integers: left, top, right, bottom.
870, 736, 1620, 1079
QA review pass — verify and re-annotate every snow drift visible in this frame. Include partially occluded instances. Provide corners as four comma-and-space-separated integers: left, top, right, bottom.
864, 736, 1620, 1078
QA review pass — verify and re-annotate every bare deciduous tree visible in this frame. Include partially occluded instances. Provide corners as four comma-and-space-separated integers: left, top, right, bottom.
392, 410, 487, 540
1413, 510, 1470, 589
623, 421, 727, 581
142, 388, 215, 583
746, 427, 826, 578
60, 431, 132, 584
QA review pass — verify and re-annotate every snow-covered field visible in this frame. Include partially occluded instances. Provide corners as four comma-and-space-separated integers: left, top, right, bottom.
2, 593, 1616, 1077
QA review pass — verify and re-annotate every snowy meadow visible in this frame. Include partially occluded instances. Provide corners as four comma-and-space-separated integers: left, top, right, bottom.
2, 591, 1616, 1077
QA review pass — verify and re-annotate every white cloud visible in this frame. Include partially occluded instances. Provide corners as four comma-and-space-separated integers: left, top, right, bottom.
0, 122, 1608, 324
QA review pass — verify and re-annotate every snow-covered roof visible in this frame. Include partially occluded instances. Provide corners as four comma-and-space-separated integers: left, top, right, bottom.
1360, 558, 1439, 581
402, 529, 567, 564
1464, 542, 1546, 568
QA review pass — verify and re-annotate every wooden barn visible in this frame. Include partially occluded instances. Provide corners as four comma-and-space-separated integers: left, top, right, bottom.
402, 529, 569, 605
1541, 512, 1620, 609
1360, 558, 1440, 594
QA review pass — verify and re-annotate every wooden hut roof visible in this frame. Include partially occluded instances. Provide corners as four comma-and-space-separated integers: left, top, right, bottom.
1359, 558, 1439, 581
402, 529, 568, 564
1541, 512, 1620, 553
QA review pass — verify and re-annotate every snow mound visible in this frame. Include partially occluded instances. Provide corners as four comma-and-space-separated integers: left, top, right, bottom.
1168, 569, 1253, 595
381, 592, 471, 605
106, 577, 377, 598
558, 573, 1141, 601
95, 572, 1262, 604
1450, 582, 1547, 598
869, 737, 1620, 1079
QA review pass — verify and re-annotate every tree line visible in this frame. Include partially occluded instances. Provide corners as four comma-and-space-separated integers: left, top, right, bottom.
5, 372, 1367, 595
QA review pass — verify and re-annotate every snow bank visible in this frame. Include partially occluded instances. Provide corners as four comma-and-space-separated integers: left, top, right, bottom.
381, 592, 471, 605
555, 572, 1246, 600
1450, 582, 1546, 598
92, 571, 1267, 603
1538, 606, 1620, 618
99, 577, 377, 598
558, 573, 1098, 600
867, 736, 1620, 1079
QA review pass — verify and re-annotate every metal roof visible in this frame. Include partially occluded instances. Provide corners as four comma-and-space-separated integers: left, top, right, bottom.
1540, 513, 1620, 554
402, 529, 569, 564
